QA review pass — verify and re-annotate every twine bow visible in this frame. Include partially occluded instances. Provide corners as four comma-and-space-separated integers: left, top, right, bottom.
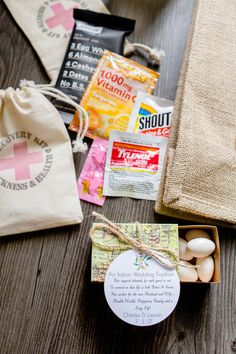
90, 212, 181, 270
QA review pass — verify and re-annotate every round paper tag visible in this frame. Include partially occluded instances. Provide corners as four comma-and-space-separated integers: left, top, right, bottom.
104, 250, 180, 326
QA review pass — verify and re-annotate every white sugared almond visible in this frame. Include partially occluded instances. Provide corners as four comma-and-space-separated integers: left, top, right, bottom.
196, 256, 214, 282
178, 260, 198, 282
187, 238, 215, 258
185, 229, 210, 242
179, 237, 193, 261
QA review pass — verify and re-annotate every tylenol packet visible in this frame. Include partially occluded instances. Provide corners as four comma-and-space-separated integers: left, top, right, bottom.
103, 131, 167, 201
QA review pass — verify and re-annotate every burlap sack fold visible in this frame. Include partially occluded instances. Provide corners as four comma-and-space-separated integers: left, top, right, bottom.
155, 0, 236, 226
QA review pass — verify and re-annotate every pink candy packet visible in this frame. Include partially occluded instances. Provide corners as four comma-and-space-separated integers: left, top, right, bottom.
78, 138, 108, 206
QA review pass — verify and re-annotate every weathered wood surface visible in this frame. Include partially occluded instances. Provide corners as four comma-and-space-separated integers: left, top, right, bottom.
0, 0, 235, 353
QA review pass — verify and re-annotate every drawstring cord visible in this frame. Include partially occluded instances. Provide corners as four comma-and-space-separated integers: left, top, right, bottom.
124, 42, 165, 65
19, 80, 89, 153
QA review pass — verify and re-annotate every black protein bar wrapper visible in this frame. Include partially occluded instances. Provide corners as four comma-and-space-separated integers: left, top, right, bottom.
55, 9, 135, 123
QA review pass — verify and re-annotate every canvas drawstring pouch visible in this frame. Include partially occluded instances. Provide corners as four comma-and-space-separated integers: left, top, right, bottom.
0, 81, 88, 237
2, 0, 164, 81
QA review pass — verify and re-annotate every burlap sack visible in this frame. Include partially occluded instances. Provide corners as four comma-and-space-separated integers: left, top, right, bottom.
155, 0, 236, 226
0, 86, 84, 237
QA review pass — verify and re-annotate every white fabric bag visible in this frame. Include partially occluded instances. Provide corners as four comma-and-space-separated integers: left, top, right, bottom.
3, 0, 109, 81
0, 83, 88, 237
3, 0, 163, 81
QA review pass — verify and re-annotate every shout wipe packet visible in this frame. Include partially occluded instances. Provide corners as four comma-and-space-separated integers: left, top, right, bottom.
128, 91, 173, 137
103, 131, 167, 201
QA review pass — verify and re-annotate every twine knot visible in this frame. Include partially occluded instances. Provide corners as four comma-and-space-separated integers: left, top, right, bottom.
72, 139, 87, 153
19, 79, 36, 88
148, 48, 165, 65
123, 42, 165, 65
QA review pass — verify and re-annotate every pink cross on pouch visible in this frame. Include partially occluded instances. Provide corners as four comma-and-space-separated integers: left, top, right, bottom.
0, 142, 44, 181
45, 3, 76, 31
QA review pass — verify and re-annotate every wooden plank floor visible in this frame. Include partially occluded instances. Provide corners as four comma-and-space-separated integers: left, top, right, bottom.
0, 0, 235, 353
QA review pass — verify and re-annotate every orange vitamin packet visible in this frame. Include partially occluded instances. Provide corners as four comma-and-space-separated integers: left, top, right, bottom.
69, 50, 159, 139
